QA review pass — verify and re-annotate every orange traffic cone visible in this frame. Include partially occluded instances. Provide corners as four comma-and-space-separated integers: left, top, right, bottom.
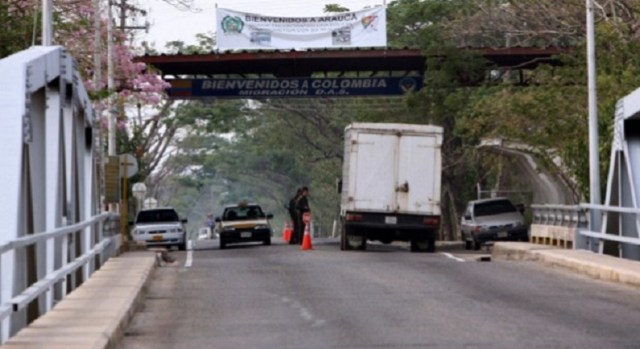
301, 223, 313, 250
282, 222, 292, 242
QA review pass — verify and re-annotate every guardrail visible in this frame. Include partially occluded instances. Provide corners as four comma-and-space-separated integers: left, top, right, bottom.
530, 204, 587, 248
579, 204, 640, 250
531, 204, 587, 227
0, 213, 120, 342
531, 204, 640, 259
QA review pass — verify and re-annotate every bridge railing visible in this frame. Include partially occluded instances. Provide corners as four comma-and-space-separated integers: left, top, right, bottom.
0, 213, 120, 342
531, 204, 587, 227
530, 204, 586, 248
578, 204, 640, 250
531, 204, 640, 259
0, 45, 110, 342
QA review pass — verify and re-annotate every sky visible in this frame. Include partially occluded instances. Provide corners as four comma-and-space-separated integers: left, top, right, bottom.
142, 0, 387, 51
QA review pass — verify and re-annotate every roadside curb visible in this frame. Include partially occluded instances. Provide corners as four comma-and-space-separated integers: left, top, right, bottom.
1, 252, 156, 349
493, 242, 640, 289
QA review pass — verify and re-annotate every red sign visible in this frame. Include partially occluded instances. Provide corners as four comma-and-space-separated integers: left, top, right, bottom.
303, 212, 311, 224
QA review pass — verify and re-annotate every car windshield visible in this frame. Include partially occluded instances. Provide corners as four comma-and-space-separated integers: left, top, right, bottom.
136, 209, 179, 223
223, 205, 265, 221
474, 200, 517, 217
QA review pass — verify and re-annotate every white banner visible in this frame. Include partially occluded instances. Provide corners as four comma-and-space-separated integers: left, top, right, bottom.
216, 7, 387, 50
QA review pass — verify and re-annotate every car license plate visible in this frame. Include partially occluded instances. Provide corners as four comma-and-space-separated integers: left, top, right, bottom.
497, 232, 508, 238
385, 216, 397, 224
152, 235, 163, 241
240, 232, 252, 238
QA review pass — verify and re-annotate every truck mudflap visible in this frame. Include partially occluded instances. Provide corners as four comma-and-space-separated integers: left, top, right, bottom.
340, 211, 439, 252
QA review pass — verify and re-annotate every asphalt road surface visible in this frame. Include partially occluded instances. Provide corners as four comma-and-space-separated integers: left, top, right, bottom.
117, 239, 640, 349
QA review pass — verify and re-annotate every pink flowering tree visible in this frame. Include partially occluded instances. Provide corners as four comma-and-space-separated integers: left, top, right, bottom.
53, 0, 171, 177
2, 0, 204, 180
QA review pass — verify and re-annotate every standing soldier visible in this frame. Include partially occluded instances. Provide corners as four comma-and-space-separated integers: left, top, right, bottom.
288, 188, 302, 244
295, 187, 310, 244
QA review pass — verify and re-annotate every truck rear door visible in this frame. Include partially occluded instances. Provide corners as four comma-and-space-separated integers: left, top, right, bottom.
396, 135, 440, 214
351, 133, 396, 212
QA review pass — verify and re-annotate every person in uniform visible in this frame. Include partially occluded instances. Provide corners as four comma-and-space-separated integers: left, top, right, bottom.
295, 187, 310, 244
288, 188, 302, 244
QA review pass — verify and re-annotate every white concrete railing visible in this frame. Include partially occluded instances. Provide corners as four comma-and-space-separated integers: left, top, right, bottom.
530, 204, 586, 248
0, 213, 120, 342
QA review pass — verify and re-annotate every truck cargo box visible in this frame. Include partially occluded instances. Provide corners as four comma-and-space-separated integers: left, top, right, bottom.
339, 123, 443, 252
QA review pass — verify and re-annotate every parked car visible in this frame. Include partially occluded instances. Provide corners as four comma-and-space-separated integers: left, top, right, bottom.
215, 203, 273, 249
460, 197, 528, 250
131, 207, 188, 250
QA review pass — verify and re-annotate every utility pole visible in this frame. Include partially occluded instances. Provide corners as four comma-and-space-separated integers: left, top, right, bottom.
107, 0, 148, 157
42, 0, 52, 45
107, 0, 116, 157
115, 0, 149, 32
586, 0, 601, 248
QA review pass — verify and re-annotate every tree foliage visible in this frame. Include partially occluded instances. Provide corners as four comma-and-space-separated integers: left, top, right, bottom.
8, 0, 638, 236
136, 0, 640, 236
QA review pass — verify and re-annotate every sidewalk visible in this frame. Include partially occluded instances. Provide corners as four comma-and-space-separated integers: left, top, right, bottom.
1, 252, 157, 349
493, 242, 640, 289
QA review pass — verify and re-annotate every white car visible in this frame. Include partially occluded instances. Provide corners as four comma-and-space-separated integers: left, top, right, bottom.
215, 203, 273, 249
460, 197, 528, 250
131, 207, 188, 250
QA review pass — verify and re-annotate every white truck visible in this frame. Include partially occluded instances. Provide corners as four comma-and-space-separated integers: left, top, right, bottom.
338, 123, 443, 252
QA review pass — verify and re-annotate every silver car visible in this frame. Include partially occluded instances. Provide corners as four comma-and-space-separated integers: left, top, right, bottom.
460, 198, 528, 250
131, 207, 188, 250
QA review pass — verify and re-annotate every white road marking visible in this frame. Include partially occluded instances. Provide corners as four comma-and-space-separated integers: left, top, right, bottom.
441, 252, 465, 262
280, 296, 326, 328
185, 250, 193, 268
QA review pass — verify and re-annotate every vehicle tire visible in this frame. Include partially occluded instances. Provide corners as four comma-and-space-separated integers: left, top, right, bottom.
263, 238, 271, 246
178, 241, 187, 251
410, 237, 432, 253
220, 239, 227, 250
464, 239, 473, 250
358, 238, 367, 251
341, 224, 353, 251
426, 238, 436, 253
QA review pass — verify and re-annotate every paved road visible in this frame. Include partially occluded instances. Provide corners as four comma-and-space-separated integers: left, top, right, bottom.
118, 239, 640, 349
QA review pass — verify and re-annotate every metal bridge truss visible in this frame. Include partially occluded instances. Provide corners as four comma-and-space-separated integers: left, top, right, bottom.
532, 87, 640, 260
595, 88, 640, 258
0, 46, 117, 340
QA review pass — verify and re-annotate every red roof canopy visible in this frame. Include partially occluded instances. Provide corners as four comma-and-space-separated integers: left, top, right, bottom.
135, 47, 566, 78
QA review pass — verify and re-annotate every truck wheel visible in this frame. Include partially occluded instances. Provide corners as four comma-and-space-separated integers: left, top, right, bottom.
464, 240, 473, 250
358, 238, 367, 251
426, 238, 436, 253
410, 239, 431, 253
340, 225, 354, 251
